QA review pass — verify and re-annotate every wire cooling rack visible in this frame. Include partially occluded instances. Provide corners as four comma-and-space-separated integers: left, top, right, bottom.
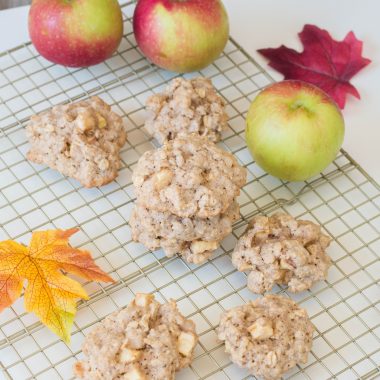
0, 2, 379, 380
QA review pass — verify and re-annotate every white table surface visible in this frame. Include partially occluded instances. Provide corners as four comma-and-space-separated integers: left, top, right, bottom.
0, 0, 379, 184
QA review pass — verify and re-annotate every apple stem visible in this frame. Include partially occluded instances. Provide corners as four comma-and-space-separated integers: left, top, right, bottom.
290, 100, 305, 111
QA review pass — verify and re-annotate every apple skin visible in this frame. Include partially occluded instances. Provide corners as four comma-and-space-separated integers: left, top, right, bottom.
246, 80, 345, 182
28, 0, 123, 67
133, 0, 229, 73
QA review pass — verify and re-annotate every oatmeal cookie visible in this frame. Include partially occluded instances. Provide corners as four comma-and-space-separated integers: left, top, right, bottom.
217, 295, 314, 380
26, 96, 127, 188
74, 293, 198, 380
145, 77, 227, 144
232, 213, 332, 293
133, 134, 247, 218
130, 201, 239, 264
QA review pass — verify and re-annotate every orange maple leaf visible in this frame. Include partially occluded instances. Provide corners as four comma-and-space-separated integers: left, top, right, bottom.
0, 229, 114, 343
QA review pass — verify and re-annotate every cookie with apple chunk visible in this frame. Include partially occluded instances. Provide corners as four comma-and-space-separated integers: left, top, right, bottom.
232, 213, 332, 294
132, 134, 246, 219
26, 96, 126, 188
130, 201, 239, 264
74, 293, 198, 380
217, 295, 314, 380
145, 77, 227, 144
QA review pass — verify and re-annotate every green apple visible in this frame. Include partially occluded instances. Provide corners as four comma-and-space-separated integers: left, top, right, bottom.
246, 80, 345, 182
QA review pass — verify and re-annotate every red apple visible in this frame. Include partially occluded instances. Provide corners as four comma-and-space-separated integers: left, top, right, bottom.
28, 0, 123, 67
133, 0, 229, 73
246, 81, 345, 182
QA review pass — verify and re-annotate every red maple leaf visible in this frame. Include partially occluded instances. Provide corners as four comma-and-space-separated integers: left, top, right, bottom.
258, 24, 371, 109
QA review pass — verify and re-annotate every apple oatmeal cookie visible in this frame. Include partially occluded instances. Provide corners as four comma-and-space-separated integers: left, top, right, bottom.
145, 77, 227, 144
26, 96, 127, 188
132, 134, 247, 219
217, 295, 314, 380
74, 294, 198, 380
130, 201, 240, 264
232, 213, 332, 293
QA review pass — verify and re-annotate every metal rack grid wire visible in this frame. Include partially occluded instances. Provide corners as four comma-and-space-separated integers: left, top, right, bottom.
0, 2, 379, 379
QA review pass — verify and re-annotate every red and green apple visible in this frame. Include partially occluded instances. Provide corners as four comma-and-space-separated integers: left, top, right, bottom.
28, 0, 123, 67
133, 0, 229, 73
246, 80, 345, 182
